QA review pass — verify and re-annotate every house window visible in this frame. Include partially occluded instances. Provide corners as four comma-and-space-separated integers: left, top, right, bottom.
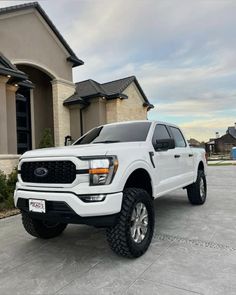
16, 89, 32, 154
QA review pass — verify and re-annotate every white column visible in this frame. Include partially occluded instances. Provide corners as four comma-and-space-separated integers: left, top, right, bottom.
51, 79, 75, 146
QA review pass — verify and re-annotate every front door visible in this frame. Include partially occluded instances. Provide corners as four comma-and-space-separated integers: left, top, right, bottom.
16, 89, 32, 154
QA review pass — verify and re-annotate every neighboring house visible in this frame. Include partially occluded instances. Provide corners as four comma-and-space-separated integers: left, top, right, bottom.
215, 124, 236, 153
206, 124, 236, 154
205, 138, 217, 154
64, 76, 154, 140
0, 2, 153, 174
188, 138, 202, 147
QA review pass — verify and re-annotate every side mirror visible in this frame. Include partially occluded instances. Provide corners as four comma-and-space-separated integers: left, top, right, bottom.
154, 138, 175, 151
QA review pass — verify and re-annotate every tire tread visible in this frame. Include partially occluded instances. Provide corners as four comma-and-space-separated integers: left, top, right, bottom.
106, 188, 154, 258
21, 211, 67, 239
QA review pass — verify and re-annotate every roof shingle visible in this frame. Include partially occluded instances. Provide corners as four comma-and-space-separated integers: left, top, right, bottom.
64, 76, 154, 109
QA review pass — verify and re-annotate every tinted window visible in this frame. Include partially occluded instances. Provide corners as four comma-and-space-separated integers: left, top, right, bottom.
170, 127, 186, 147
152, 125, 170, 144
74, 122, 151, 145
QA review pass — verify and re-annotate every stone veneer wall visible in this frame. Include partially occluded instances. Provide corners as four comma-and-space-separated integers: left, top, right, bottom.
51, 79, 75, 146
106, 82, 148, 124
117, 83, 147, 121
0, 155, 20, 175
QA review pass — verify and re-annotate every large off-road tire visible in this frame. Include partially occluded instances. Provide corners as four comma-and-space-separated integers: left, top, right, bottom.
187, 170, 207, 205
21, 211, 67, 239
106, 188, 154, 258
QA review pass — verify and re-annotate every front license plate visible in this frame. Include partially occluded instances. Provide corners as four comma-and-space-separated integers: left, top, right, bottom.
29, 199, 46, 213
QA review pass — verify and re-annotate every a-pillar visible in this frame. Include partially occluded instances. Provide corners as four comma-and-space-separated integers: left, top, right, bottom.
0, 76, 10, 154
6, 84, 18, 154
51, 79, 75, 146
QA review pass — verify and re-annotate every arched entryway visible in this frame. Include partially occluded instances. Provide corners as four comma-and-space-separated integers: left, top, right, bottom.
16, 64, 54, 153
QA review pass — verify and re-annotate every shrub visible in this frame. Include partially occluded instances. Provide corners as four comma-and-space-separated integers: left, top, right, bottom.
39, 128, 54, 148
4, 196, 15, 210
7, 167, 18, 196
0, 168, 18, 211
0, 170, 9, 203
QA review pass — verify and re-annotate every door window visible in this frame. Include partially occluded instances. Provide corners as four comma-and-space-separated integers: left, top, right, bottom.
152, 124, 170, 146
169, 127, 186, 147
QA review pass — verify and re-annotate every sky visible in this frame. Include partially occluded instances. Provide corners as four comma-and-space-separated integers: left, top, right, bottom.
1, 0, 236, 141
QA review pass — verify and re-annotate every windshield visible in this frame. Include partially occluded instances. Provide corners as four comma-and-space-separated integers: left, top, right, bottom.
74, 122, 151, 145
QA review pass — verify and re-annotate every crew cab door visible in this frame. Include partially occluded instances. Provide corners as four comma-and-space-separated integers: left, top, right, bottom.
168, 126, 195, 185
151, 124, 179, 195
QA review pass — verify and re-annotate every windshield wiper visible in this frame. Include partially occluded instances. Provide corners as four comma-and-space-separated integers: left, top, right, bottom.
93, 140, 120, 144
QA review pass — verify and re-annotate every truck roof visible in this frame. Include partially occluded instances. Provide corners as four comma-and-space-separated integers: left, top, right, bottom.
103, 120, 179, 128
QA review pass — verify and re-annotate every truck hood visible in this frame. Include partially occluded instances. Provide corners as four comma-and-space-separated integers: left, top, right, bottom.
20, 142, 144, 159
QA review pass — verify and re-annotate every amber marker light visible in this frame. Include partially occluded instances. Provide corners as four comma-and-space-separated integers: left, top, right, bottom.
89, 168, 109, 174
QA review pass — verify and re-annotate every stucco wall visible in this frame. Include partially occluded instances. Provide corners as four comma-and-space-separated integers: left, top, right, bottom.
70, 106, 81, 141
82, 98, 107, 133
0, 9, 73, 81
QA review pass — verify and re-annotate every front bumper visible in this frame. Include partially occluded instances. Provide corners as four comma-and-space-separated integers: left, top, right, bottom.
14, 189, 123, 218
17, 198, 120, 227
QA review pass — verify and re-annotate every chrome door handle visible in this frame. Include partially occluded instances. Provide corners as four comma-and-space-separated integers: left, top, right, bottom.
174, 155, 181, 158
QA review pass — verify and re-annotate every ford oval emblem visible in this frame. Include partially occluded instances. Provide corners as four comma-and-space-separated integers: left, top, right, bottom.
34, 167, 48, 177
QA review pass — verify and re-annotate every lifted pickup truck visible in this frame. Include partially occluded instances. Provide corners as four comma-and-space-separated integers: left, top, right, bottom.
15, 121, 207, 257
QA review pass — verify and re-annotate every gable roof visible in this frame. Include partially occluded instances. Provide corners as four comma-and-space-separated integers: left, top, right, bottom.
64, 76, 154, 109
0, 2, 83, 67
227, 126, 236, 139
102, 76, 137, 95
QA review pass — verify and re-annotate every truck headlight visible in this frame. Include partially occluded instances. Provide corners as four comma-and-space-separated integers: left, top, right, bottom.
80, 156, 118, 185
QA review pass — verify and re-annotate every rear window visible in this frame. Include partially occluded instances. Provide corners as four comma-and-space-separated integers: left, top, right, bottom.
74, 122, 152, 145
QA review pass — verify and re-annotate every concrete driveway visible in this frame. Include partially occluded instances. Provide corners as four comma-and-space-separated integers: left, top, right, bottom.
0, 166, 236, 295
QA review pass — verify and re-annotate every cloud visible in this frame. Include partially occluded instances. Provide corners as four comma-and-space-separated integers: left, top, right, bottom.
180, 117, 236, 141
1, 0, 235, 141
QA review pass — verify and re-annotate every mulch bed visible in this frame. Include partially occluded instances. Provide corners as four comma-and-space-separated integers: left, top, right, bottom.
0, 209, 20, 219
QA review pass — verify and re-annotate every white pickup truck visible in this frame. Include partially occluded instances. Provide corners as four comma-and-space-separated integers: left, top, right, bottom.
14, 121, 207, 257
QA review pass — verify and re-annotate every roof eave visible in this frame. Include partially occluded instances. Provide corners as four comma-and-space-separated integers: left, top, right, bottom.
64, 100, 90, 107
63, 94, 90, 107
67, 56, 84, 67
143, 102, 154, 111
0, 67, 28, 81
106, 93, 128, 100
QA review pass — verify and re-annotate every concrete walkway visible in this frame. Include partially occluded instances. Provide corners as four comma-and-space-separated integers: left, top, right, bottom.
208, 160, 236, 165
0, 166, 236, 295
